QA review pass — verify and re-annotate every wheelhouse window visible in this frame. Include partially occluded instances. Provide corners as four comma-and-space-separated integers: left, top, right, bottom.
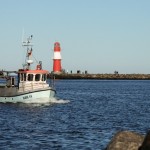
20, 73, 23, 81
20, 73, 26, 81
24, 74, 26, 81
42, 74, 47, 81
35, 74, 41, 81
28, 74, 33, 81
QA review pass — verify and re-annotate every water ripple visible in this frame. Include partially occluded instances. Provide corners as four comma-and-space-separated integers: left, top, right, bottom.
0, 80, 150, 149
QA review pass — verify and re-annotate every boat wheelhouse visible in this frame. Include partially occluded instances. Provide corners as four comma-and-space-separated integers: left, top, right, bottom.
18, 69, 49, 92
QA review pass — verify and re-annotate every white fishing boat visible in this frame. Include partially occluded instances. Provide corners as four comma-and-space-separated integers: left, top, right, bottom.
0, 35, 56, 103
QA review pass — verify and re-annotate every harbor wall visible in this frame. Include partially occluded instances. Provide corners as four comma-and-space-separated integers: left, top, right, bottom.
49, 73, 150, 80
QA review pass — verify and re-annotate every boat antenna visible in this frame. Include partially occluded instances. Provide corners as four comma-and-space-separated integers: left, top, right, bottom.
22, 35, 34, 70
22, 28, 24, 43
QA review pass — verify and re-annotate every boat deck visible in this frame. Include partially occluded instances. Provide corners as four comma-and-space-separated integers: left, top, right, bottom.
0, 86, 18, 96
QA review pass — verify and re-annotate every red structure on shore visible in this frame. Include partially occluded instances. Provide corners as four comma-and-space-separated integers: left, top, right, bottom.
53, 42, 62, 74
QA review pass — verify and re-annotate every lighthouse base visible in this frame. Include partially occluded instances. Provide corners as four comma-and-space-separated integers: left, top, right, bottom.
53, 71, 62, 75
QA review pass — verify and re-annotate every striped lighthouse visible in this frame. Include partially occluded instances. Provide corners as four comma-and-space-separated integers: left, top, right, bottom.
53, 42, 62, 74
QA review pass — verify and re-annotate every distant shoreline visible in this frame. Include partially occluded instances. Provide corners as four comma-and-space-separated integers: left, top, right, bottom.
49, 73, 150, 80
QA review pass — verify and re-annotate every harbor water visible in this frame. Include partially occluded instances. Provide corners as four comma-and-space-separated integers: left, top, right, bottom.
0, 80, 150, 149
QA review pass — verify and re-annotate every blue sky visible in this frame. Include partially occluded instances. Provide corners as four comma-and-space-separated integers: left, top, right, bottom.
0, 0, 150, 74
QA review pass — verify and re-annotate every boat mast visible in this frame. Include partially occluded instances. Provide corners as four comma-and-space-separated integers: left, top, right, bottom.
22, 35, 34, 70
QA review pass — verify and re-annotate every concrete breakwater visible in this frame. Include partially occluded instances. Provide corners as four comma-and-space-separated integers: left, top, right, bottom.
50, 73, 150, 80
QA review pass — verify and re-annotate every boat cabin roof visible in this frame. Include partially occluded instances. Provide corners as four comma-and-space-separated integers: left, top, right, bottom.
18, 69, 49, 74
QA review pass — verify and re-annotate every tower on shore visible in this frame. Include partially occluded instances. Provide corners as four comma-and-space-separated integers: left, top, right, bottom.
53, 42, 62, 74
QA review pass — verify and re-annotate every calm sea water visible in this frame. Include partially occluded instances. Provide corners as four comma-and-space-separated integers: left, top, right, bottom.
0, 80, 150, 150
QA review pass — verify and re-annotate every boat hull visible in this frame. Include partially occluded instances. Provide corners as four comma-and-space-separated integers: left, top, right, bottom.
0, 88, 56, 103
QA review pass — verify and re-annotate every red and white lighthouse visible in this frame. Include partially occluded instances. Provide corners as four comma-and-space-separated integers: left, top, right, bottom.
53, 42, 62, 73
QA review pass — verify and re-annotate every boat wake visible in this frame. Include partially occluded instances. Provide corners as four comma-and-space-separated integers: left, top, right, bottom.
50, 98, 70, 104
24, 97, 70, 104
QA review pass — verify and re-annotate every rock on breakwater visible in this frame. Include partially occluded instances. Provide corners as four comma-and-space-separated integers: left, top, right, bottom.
105, 131, 144, 150
105, 130, 150, 150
